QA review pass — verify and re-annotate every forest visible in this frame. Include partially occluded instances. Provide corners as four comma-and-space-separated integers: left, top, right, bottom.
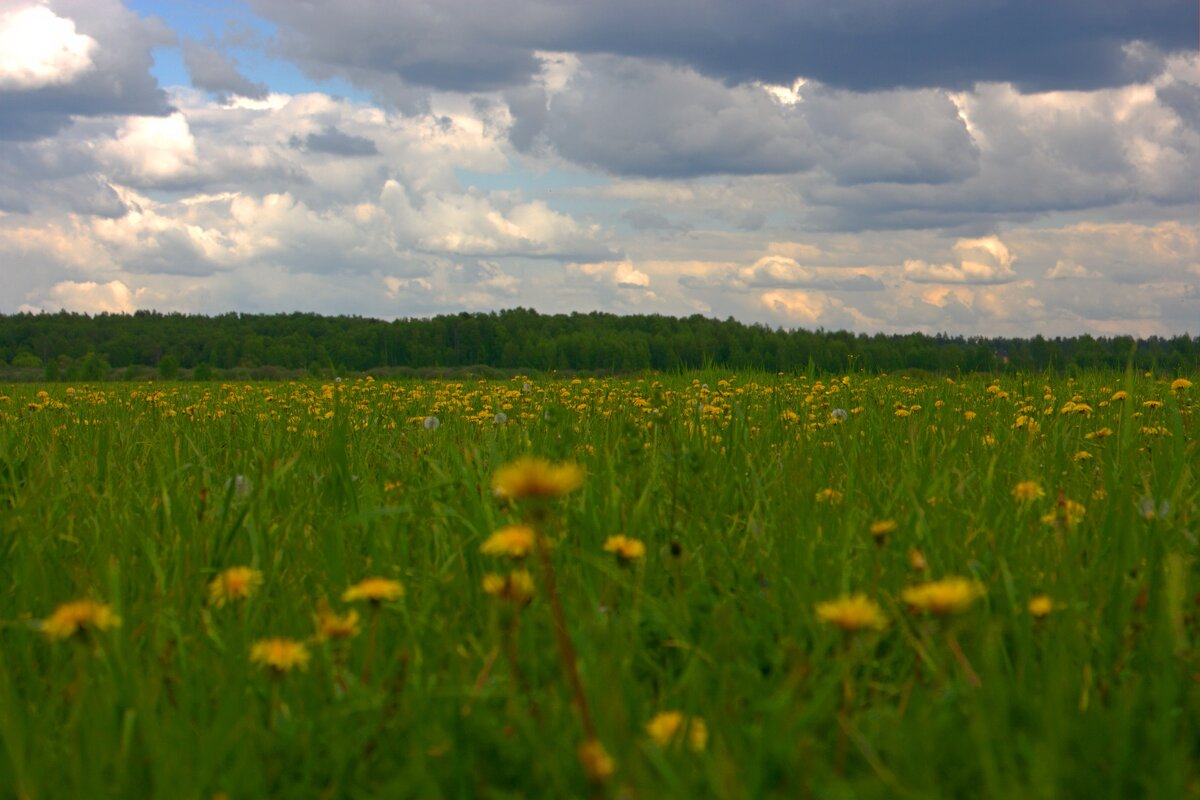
0, 308, 1195, 379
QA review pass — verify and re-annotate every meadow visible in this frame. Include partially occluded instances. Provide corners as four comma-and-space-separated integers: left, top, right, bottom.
0, 370, 1196, 799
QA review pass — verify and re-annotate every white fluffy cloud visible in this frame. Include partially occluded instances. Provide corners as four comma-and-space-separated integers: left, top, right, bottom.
0, 3, 97, 90
738, 255, 816, 287
21, 279, 142, 314
0, 0, 172, 141
100, 113, 198, 185
760, 289, 876, 329
902, 236, 1017, 284
570, 260, 652, 291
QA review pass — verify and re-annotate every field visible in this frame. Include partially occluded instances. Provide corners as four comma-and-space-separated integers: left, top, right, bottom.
0, 371, 1196, 799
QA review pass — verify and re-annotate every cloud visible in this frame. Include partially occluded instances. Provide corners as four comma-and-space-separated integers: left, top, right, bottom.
1045, 259, 1098, 280
570, 259, 652, 291
510, 58, 972, 184
23, 279, 143, 314
182, 40, 268, 100
512, 56, 819, 177
801, 86, 978, 185
1, 6, 1195, 340
621, 208, 689, 233
290, 126, 379, 156
248, 0, 1196, 94
1010, 220, 1199, 285
759, 288, 876, 329
0, 3, 97, 91
738, 255, 816, 287
380, 180, 611, 260
99, 113, 199, 186
902, 236, 1017, 283
674, 249, 890, 296
0, 86, 615, 287
0, 0, 173, 141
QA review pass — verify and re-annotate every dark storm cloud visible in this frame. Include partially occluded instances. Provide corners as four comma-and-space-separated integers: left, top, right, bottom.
0, 0, 173, 141
290, 126, 379, 156
249, 0, 1195, 94
182, 40, 269, 100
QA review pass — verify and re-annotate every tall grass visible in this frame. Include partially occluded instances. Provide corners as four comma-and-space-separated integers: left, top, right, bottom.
0, 372, 1195, 798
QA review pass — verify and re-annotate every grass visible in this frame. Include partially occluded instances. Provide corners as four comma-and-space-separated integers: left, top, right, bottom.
0, 371, 1196, 798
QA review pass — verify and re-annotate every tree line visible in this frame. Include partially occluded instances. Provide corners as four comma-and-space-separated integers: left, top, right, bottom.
0, 309, 1195, 379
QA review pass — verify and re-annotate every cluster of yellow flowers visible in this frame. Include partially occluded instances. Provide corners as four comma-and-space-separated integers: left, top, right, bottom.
5, 371, 1192, 460
815, 575, 1028, 634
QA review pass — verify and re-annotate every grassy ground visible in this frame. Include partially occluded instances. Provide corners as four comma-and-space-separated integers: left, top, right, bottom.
0, 371, 1196, 799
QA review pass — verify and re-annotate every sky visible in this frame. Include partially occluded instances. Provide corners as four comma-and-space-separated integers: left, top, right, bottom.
0, 0, 1198, 337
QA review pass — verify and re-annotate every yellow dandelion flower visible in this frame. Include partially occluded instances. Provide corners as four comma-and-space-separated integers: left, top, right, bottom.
1073, 450, 1092, 461
1171, 378, 1191, 391
342, 577, 404, 604
603, 535, 646, 564
1041, 499, 1086, 527
1142, 400, 1162, 409
250, 638, 310, 674
907, 548, 928, 572
1012, 481, 1044, 503
869, 518, 897, 541
901, 577, 985, 615
42, 599, 121, 641
646, 711, 708, 751
1110, 390, 1128, 401
208, 566, 263, 608
815, 594, 887, 632
1028, 595, 1055, 619
491, 457, 584, 501
815, 487, 843, 504
480, 524, 537, 558
963, 410, 977, 421
577, 738, 615, 783
314, 599, 360, 640
481, 569, 535, 605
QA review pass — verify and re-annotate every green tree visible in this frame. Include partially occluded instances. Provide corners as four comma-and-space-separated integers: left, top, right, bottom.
158, 355, 179, 380
80, 352, 110, 381
12, 352, 41, 369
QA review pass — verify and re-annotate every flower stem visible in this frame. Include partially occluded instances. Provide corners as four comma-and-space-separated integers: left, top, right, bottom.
535, 530, 596, 739
946, 630, 980, 687
363, 605, 380, 685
